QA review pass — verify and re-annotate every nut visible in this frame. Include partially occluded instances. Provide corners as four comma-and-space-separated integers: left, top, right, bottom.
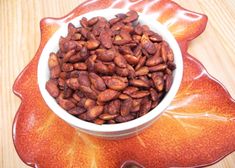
46, 80, 59, 98
97, 89, 120, 102
89, 72, 106, 91
86, 106, 104, 120
105, 77, 128, 91
120, 98, 133, 116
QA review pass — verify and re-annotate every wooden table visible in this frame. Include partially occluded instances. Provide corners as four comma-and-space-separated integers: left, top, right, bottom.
1, 0, 234, 167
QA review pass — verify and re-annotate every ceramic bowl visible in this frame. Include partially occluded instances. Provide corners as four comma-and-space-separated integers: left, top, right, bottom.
38, 8, 183, 138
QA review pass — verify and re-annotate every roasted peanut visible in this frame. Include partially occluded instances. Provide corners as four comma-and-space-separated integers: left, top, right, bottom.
150, 88, 158, 101
94, 61, 110, 75
135, 66, 149, 76
99, 114, 118, 120
152, 74, 164, 92
97, 89, 120, 102
46, 80, 59, 98
78, 72, 90, 87
120, 98, 132, 116
123, 86, 139, 95
86, 106, 104, 120
105, 77, 128, 91
115, 67, 129, 77
141, 34, 157, 54
148, 64, 167, 72
57, 98, 75, 110
129, 79, 149, 88
84, 99, 96, 109
139, 97, 152, 117
135, 56, 146, 70
118, 93, 131, 100
86, 39, 100, 50
68, 107, 86, 115
88, 17, 98, 26
114, 54, 127, 68
89, 72, 106, 91
123, 10, 138, 23
123, 54, 139, 65
79, 85, 97, 100
73, 63, 87, 70
66, 78, 80, 90
130, 91, 150, 99
96, 49, 115, 62
100, 29, 112, 49
115, 115, 135, 123
63, 49, 76, 62
94, 118, 105, 125
165, 74, 173, 92
146, 55, 163, 66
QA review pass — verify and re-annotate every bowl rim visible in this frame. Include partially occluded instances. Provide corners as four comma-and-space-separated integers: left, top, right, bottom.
37, 8, 183, 134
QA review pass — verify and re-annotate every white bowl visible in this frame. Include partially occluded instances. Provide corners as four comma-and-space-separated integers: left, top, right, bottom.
38, 9, 183, 139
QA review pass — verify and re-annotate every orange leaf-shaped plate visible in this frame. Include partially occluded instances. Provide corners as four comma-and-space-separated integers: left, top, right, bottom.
13, 0, 235, 167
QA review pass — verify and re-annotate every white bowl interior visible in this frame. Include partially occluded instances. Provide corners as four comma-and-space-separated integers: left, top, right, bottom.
38, 9, 183, 135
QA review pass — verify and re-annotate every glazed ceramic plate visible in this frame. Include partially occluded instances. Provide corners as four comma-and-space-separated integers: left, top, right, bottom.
13, 0, 235, 167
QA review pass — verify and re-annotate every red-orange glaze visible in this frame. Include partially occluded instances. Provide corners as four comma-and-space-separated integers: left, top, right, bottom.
13, 0, 235, 167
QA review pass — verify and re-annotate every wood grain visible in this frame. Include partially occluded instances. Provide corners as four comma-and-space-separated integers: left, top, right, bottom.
0, 0, 234, 167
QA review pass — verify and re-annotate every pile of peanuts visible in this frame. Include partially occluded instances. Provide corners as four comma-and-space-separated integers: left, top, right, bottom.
46, 10, 176, 124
